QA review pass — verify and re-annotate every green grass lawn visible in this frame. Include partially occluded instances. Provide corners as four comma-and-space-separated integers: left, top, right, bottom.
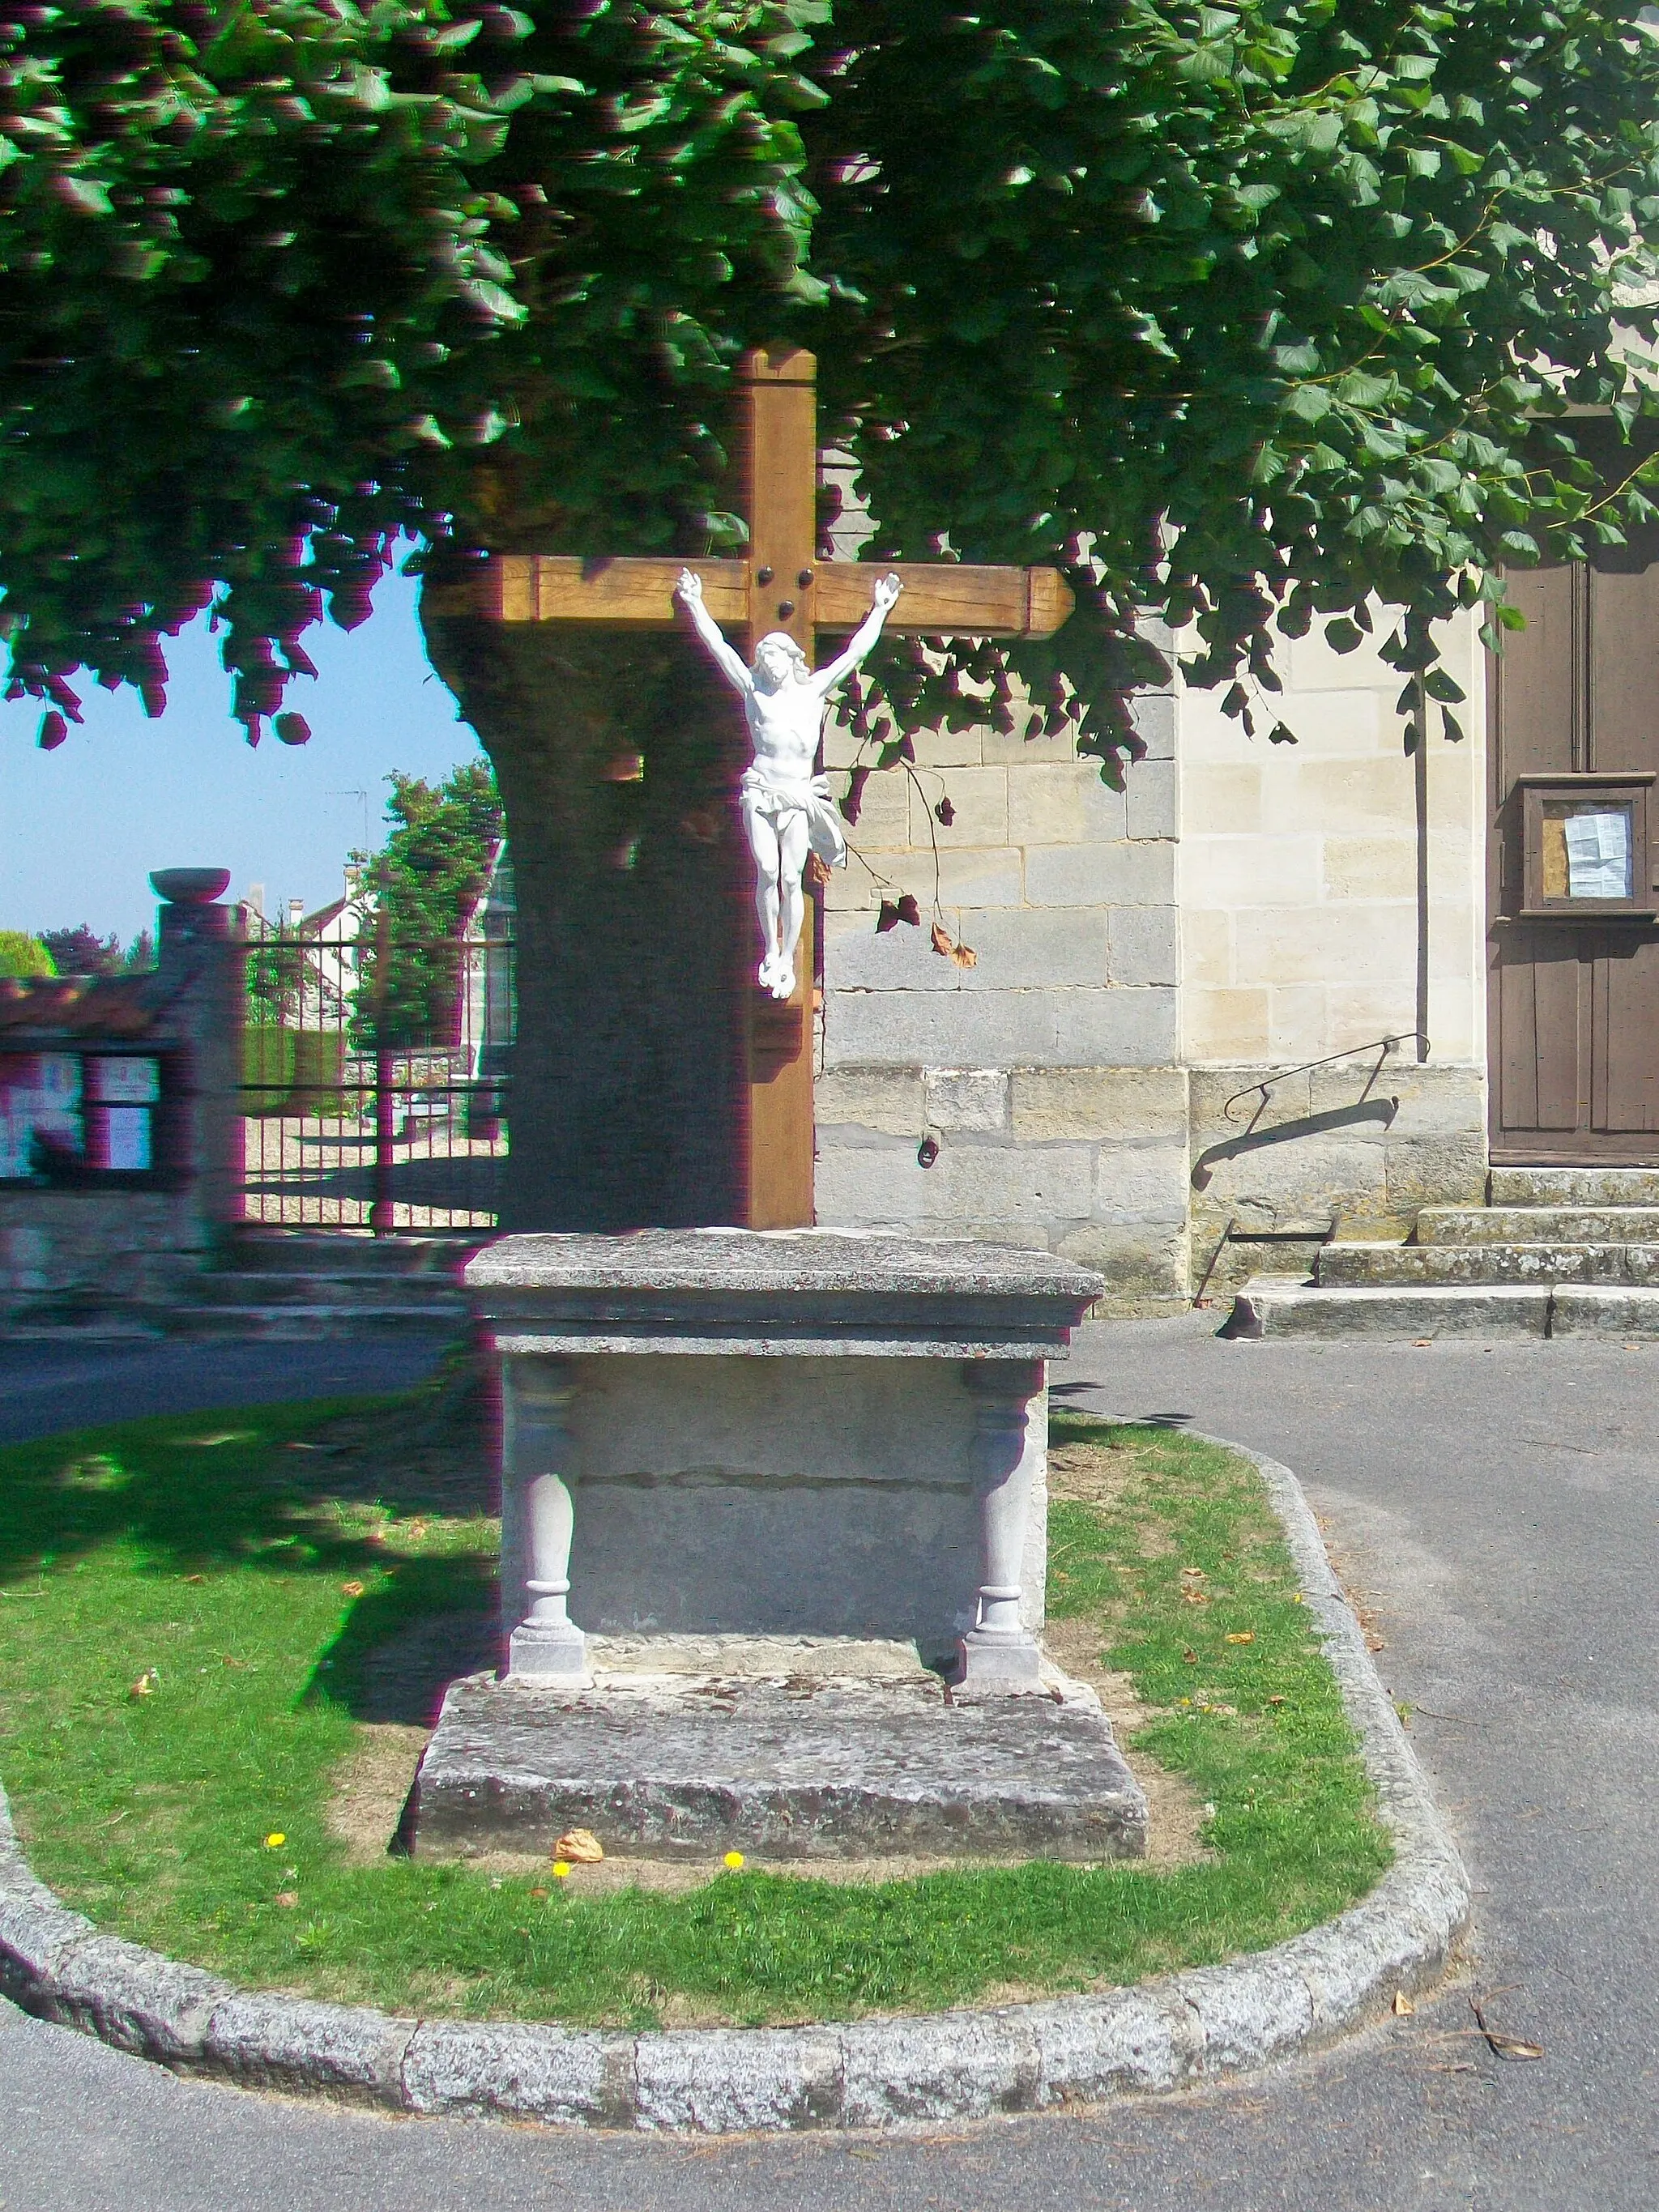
0, 1392, 1391, 2027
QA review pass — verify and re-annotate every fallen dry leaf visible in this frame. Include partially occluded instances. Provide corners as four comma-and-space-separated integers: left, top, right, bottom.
1366, 1635, 1387, 1652
1226, 1632, 1256, 1646
1393, 1991, 1416, 2017
127, 1669, 158, 1701
274, 1892, 299, 1909
1180, 1589, 1211, 1605
1471, 2000, 1544, 2061
554, 1827, 605, 1865
1183, 1648, 1199, 1664
340, 1580, 366, 1599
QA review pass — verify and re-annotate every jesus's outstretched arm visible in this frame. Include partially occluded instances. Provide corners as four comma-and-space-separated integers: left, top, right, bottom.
811, 573, 902, 699
676, 569, 753, 696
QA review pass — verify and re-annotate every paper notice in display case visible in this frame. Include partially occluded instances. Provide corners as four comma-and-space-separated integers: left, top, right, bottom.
98, 1105, 152, 1171
1563, 808, 1633, 900
84, 1058, 160, 1171
86, 1056, 160, 1105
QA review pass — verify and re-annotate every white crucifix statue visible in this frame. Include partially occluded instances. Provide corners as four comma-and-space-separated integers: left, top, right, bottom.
676, 565, 902, 1000
423, 341, 1074, 1229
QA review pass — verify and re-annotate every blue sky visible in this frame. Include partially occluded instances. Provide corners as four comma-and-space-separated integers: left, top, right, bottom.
0, 569, 485, 944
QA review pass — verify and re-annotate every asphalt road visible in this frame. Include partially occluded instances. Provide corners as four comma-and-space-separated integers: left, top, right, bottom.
2, 1318, 1656, 2212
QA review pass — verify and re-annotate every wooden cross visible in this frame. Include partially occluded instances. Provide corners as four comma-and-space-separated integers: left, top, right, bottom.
429, 343, 1074, 1230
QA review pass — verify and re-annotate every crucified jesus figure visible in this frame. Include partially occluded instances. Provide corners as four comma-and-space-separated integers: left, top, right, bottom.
677, 567, 903, 1000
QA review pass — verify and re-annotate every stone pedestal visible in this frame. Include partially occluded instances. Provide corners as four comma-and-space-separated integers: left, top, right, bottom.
468, 1230, 1104, 1684
409, 1230, 1133, 1865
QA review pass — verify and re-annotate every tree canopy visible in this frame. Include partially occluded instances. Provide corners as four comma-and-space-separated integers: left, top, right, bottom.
357, 757, 503, 1045
6, 0, 1659, 769
0, 927, 54, 975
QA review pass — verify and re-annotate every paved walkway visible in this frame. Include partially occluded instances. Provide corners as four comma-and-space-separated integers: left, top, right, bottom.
3, 1319, 1656, 2210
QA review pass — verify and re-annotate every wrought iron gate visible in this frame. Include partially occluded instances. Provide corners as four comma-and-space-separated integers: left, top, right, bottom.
237, 913, 515, 1232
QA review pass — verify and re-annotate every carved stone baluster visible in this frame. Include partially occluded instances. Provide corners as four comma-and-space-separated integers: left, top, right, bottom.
957, 1357, 1046, 1688
501, 1356, 590, 1682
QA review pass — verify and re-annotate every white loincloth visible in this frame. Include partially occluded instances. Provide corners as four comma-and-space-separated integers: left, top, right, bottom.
739, 767, 848, 869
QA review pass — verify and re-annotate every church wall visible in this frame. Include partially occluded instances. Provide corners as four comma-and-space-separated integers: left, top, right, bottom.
1178, 608, 1490, 1294
814, 650, 1192, 1307
812, 606, 1492, 1311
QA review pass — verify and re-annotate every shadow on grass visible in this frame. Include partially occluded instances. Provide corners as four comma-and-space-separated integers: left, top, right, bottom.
0, 1393, 498, 1725
1050, 1382, 1195, 1429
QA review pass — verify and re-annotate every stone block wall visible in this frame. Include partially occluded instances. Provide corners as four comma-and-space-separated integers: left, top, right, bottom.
0, 1190, 213, 1328
815, 658, 1192, 1306
1188, 1060, 1488, 1297
1179, 611, 1486, 1069
813, 602, 1494, 1308
0, 884, 242, 1333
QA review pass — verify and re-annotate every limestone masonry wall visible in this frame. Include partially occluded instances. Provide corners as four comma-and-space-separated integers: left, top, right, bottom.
816, 646, 1188, 1304
815, 606, 1491, 1308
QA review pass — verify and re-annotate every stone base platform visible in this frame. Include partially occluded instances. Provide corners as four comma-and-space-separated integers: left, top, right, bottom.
402, 1639, 1147, 1865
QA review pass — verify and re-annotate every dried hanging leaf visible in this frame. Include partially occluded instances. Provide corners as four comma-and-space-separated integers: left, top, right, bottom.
876, 899, 901, 934
949, 940, 978, 969
930, 922, 953, 957
843, 763, 871, 825
894, 893, 921, 927
934, 795, 956, 825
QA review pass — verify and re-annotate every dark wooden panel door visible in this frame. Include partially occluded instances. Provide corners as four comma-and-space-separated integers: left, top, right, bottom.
1489, 560, 1659, 1161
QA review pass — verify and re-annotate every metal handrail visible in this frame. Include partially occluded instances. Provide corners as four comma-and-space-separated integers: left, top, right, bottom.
1222, 1032, 1428, 1128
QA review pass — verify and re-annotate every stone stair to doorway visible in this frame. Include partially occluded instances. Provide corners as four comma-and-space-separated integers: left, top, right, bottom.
1226, 1167, 1659, 1337
175, 1230, 478, 1340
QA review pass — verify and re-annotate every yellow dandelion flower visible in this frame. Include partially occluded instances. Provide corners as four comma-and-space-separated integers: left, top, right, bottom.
552, 1860, 571, 1881
264, 1832, 286, 1849
723, 1850, 745, 1871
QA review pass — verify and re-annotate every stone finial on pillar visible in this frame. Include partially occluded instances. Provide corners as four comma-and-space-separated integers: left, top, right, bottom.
957, 1357, 1046, 1689
501, 1356, 590, 1682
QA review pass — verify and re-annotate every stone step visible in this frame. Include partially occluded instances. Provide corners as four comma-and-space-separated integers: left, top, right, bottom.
1316, 1242, 1659, 1286
1223, 1279, 1551, 1339
1225, 1276, 1659, 1338
223, 1232, 479, 1278
1417, 1204, 1659, 1245
167, 1302, 467, 1340
1551, 1286, 1659, 1336
193, 1269, 469, 1311
1489, 1166, 1659, 1207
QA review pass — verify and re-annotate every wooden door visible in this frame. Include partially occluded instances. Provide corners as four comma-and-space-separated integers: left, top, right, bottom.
1489, 558, 1659, 1161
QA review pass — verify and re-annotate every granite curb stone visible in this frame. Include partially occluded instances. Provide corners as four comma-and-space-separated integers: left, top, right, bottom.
0, 1437, 1471, 2132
